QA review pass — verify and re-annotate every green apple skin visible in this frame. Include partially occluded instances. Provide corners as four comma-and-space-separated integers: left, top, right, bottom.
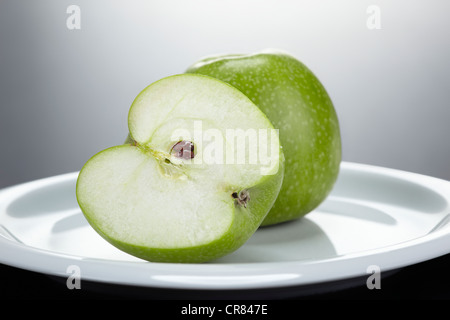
76, 74, 284, 263
187, 50, 341, 226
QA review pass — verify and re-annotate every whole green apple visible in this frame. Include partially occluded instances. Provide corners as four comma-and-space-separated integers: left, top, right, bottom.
187, 50, 341, 226
77, 74, 284, 263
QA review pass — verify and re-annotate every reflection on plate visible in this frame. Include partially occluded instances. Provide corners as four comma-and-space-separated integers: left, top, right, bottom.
0, 162, 449, 297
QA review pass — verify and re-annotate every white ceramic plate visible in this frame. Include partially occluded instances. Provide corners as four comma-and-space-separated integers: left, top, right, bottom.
1, 162, 450, 296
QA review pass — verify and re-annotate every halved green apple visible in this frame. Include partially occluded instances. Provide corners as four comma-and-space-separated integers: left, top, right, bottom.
76, 74, 284, 263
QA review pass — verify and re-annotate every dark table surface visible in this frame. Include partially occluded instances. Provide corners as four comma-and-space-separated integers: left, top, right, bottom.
1, 253, 449, 301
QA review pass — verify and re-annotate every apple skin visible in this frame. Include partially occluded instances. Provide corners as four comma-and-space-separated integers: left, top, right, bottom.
187, 50, 341, 225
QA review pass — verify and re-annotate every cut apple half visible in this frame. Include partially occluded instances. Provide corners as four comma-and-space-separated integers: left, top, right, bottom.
76, 74, 284, 263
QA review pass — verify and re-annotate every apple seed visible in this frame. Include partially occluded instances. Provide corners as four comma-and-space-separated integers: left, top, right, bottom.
232, 190, 250, 208
171, 141, 195, 159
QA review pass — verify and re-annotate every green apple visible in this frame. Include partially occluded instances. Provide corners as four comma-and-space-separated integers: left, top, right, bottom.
76, 74, 284, 263
187, 49, 341, 226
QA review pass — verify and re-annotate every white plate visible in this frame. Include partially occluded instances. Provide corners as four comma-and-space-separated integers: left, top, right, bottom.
1, 162, 450, 296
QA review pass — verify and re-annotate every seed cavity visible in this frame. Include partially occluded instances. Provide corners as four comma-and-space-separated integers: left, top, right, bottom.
171, 140, 195, 159
232, 189, 250, 208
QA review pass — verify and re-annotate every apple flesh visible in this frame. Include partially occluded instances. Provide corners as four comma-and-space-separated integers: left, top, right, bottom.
187, 50, 342, 226
76, 74, 284, 263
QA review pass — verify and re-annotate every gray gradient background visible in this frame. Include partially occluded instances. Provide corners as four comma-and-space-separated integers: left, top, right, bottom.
0, 0, 449, 189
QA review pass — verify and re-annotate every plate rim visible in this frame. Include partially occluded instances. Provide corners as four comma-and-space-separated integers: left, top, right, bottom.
1, 161, 450, 291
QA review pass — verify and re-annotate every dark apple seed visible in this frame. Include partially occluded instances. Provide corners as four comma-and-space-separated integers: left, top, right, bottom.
171, 141, 195, 159
232, 190, 250, 208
